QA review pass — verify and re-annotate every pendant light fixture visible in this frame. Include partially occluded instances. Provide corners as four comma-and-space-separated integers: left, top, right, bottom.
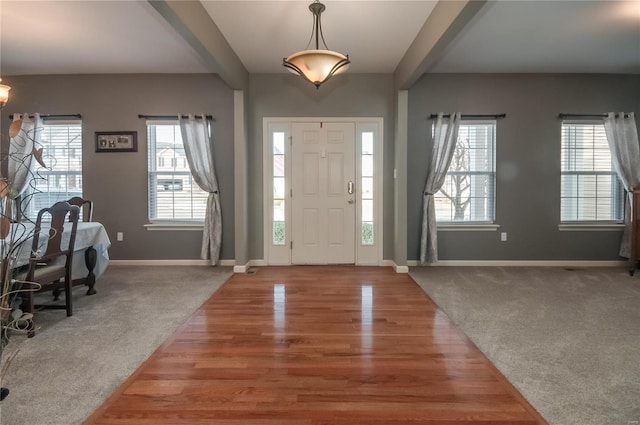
283, 0, 350, 89
0, 78, 10, 109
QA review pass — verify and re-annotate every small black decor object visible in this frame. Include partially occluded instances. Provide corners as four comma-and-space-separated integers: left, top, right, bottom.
95, 131, 137, 152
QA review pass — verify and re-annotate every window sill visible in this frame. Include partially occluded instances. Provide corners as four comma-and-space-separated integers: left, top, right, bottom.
558, 223, 624, 231
144, 222, 204, 231
437, 223, 500, 231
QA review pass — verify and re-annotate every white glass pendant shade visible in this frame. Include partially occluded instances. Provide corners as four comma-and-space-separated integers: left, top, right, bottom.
284, 49, 350, 87
0, 79, 10, 108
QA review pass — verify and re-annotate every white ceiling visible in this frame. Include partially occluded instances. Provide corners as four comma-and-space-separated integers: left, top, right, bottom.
0, 1, 210, 75
430, 0, 640, 73
200, 1, 437, 73
1, 0, 639, 77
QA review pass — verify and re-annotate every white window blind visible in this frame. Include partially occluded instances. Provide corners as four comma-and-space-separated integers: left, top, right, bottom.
147, 121, 208, 221
434, 121, 496, 222
561, 121, 623, 222
25, 120, 82, 220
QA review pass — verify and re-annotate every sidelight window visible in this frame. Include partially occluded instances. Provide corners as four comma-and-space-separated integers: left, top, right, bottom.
272, 132, 286, 245
361, 132, 374, 245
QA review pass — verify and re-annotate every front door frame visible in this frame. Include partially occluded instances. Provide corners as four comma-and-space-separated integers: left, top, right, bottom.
263, 117, 383, 266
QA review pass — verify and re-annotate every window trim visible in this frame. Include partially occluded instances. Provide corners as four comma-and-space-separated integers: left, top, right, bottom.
560, 120, 624, 224
262, 117, 384, 266
146, 120, 208, 226
434, 119, 497, 224
23, 119, 83, 221
144, 222, 204, 231
437, 223, 500, 231
558, 222, 624, 231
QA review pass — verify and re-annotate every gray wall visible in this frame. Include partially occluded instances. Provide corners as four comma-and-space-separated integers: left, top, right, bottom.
7, 72, 635, 263
248, 73, 395, 260
1, 74, 235, 260
407, 74, 640, 261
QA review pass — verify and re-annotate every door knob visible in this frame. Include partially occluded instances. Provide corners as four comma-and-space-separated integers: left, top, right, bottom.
348, 199, 354, 204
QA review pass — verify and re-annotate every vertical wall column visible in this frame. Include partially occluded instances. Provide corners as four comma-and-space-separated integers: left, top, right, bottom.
394, 91, 409, 272
234, 90, 250, 271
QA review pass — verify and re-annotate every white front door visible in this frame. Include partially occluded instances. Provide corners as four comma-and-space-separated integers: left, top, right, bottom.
291, 122, 356, 264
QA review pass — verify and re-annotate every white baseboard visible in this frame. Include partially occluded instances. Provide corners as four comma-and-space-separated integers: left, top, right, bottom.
110, 259, 235, 267
233, 264, 248, 273
235, 260, 405, 273
381, 260, 409, 273
108, 258, 626, 269
406, 260, 627, 267
233, 259, 268, 273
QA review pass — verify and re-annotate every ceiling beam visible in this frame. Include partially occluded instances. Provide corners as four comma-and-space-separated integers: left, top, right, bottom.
394, 0, 488, 90
149, 0, 248, 90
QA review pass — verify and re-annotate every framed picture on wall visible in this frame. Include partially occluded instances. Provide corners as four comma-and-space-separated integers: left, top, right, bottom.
95, 131, 138, 152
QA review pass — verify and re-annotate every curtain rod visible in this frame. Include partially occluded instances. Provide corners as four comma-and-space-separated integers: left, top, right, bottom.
558, 113, 631, 119
429, 114, 506, 119
8, 113, 82, 120
138, 114, 214, 121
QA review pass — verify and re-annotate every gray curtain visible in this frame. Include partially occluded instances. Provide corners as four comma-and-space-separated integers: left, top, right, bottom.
420, 112, 461, 264
603, 112, 640, 258
7, 114, 43, 221
8, 113, 42, 196
179, 114, 222, 265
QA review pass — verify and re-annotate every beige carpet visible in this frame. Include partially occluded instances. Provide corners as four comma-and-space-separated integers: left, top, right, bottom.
410, 266, 640, 425
0, 265, 233, 425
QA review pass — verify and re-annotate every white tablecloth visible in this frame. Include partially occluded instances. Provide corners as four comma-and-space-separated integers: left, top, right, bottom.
10, 222, 111, 280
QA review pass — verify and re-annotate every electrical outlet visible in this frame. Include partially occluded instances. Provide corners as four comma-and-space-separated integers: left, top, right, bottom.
500, 232, 507, 242
116, 232, 123, 241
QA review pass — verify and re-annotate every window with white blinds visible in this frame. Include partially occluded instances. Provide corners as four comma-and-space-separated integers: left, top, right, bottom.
147, 121, 208, 221
434, 121, 496, 222
25, 120, 82, 220
561, 121, 623, 222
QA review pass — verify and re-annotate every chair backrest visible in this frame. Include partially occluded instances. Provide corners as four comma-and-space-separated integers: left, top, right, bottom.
66, 196, 93, 222
31, 201, 81, 261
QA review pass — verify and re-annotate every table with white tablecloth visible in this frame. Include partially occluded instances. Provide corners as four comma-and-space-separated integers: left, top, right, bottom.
11, 221, 111, 294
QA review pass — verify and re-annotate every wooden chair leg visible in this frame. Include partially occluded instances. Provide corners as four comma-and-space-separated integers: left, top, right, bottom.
27, 319, 35, 338
52, 287, 62, 301
64, 279, 73, 317
23, 286, 36, 337
23, 290, 35, 318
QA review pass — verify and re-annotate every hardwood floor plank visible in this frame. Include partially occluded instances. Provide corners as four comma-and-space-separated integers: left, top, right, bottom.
84, 266, 548, 425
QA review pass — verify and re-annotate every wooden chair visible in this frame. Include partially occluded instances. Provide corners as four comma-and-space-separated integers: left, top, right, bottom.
15, 201, 80, 337
65, 196, 98, 296
66, 196, 93, 222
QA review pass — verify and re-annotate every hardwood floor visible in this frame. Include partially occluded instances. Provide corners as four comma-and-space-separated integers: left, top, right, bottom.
84, 266, 548, 425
